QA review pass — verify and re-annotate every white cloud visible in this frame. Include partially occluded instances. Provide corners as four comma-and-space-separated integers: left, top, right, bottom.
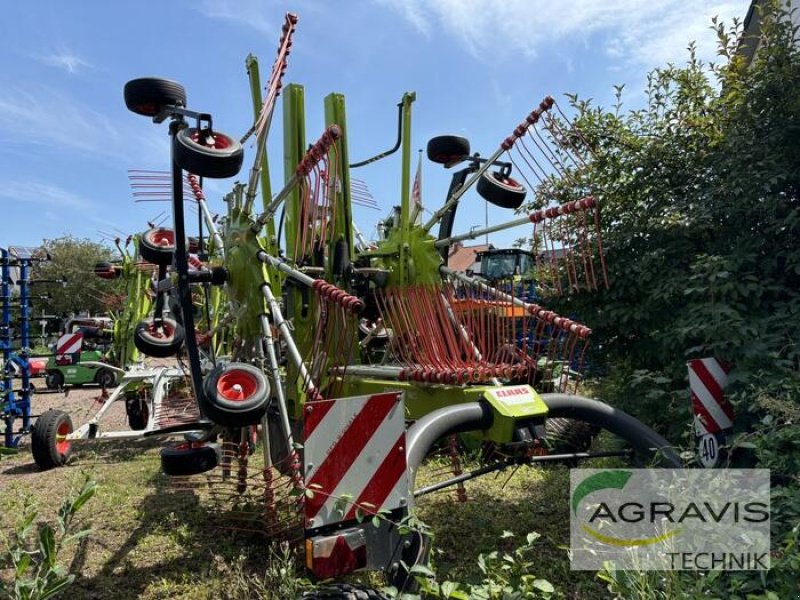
194, 0, 278, 33
0, 180, 96, 211
0, 84, 169, 167
0, 84, 118, 155
35, 52, 93, 74
376, 0, 748, 69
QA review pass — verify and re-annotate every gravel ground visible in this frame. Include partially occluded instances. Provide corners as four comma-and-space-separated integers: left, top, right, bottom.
2, 359, 184, 475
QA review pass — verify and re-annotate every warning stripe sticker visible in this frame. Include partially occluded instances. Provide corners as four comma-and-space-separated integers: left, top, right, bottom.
688, 358, 733, 434
56, 332, 83, 357
303, 392, 406, 528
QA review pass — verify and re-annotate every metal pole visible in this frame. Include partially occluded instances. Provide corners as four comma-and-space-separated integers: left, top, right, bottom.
434, 214, 532, 248
169, 120, 207, 413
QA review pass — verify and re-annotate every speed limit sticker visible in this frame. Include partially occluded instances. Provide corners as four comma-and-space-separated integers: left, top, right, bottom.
698, 433, 722, 468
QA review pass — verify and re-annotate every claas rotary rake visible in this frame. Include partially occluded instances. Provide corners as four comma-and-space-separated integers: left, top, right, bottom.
109, 12, 679, 594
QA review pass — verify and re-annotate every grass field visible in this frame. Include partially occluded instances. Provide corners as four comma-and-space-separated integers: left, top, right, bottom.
0, 388, 609, 599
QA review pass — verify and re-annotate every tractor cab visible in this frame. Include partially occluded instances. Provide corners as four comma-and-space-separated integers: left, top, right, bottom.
475, 248, 537, 302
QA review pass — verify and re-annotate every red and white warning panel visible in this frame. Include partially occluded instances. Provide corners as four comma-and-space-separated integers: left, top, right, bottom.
303, 391, 407, 529
55, 332, 83, 365
688, 358, 733, 435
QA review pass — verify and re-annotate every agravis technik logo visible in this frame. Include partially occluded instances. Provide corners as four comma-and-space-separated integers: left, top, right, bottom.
571, 470, 680, 547
570, 469, 771, 570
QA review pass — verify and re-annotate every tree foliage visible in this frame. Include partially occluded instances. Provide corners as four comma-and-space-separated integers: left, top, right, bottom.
31, 236, 120, 319
540, 4, 800, 594
540, 1, 799, 433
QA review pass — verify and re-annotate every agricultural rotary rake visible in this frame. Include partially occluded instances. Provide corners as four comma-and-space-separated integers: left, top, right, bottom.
58, 12, 679, 594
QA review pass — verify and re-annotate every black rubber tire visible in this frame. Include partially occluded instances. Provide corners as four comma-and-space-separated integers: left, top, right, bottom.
299, 584, 391, 599
94, 261, 121, 279
133, 317, 185, 358
45, 370, 64, 390
476, 171, 527, 209
31, 410, 73, 470
200, 362, 270, 427
125, 393, 150, 431
139, 228, 175, 266
173, 127, 244, 179
95, 368, 117, 389
541, 394, 682, 467
160, 443, 218, 476
124, 77, 186, 117
426, 135, 470, 166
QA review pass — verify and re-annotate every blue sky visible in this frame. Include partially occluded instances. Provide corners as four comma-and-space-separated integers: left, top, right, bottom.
0, 0, 750, 253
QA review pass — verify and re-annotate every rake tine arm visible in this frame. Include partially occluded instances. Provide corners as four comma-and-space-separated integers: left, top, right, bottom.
422, 96, 556, 233
440, 266, 592, 340
256, 250, 364, 314
434, 195, 597, 249
243, 13, 299, 212
252, 125, 341, 234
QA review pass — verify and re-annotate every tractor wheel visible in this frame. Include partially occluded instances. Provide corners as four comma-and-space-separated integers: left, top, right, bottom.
173, 127, 244, 179
125, 392, 150, 431
426, 135, 470, 166
476, 170, 527, 209
45, 369, 64, 390
133, 317, 185, 358
124, 77, 186, 117
200, 363, 269, 427
160, 442, 218, 476
31, 410, 73, 470
299, 584, 391, 599
95, 368, 117, 389
139, 228, 175, 266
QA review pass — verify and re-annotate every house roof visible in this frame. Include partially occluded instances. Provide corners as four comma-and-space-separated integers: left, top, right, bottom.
738, 0, 762, 64
447, 243, 491, 272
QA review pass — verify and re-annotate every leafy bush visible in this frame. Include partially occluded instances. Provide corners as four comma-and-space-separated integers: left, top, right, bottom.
0, 476, 95, 600
535, 2, 800, 596
386, 531, 557, 600
542, 0, 799, 438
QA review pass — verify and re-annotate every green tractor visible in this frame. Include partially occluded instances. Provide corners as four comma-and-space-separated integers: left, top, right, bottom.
474, 247, 538, 301
44, 317, 118, 390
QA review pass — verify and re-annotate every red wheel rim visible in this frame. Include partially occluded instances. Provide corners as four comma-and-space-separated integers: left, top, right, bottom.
56, 421, 71, 456
494, 172, 522, 190
216, 370, 258, 402
147, 229, 175, 248
146, 321, 175, 340
174, 441, 207, 451
191, 131, 232, 150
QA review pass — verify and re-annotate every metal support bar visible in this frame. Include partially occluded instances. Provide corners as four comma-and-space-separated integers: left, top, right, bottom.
260, 284, 320, 399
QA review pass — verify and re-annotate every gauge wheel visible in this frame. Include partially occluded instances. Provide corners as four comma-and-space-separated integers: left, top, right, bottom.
173, 127, 244, 179
133, 317, 185, 358
31, 410, 73, 470
160, 442, 219, 476
426, 135, 470, 166
94, 261, 121, 279
124, 77, 186, 117
476, 170, 527, 209
200, 362, 270, 427
139, 228, 175, 266
125, 392, 150, 431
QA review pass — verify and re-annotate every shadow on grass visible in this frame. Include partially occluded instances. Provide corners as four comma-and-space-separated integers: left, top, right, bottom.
70, 464, 283, 600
